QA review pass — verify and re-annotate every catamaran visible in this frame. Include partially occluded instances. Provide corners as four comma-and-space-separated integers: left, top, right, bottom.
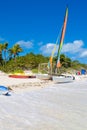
48, 7, 74, 83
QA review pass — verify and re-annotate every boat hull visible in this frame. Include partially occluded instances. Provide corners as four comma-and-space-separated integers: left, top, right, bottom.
52, 75, 74, 83
36, 74, 52, 80
9, 75, 36, 78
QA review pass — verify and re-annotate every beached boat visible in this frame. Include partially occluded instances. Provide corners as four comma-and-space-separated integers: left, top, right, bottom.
52, 75, 74, 83
36, 74, 52, 80
52, 8, 74, 83
9, 74, 36, 78
0, 86, 10, 95
9, 72, 36, 78
48, 7, 74, 83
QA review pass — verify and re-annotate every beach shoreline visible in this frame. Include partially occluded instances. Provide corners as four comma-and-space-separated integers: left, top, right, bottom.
0, 73, 87, 130
0, 73, 87, 93
0, 74, 54, 93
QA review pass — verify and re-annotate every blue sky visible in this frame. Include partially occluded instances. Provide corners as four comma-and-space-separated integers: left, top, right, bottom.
0, 0, 87, 64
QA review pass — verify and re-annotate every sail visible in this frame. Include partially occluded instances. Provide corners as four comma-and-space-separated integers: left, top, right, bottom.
57, 7, 68, 68
48, 36, 59, 69
48, 27, 62, 69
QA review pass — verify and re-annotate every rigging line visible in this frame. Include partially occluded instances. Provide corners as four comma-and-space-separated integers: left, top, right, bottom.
56, 7, 68, 68
47, 26, 63, 69
51, 26, 63, 58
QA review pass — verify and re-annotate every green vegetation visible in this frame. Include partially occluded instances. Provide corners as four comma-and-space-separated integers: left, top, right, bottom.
0, 43, 87, 74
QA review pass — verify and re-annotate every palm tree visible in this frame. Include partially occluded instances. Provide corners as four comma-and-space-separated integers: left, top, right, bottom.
3, 42, 8, 63
9, 44, 23, 61
0, 43, 4, 65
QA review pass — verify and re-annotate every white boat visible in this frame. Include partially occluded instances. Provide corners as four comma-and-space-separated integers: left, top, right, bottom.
52, 75, 74, 83
36, 74, 52, 80
47, 7, 75, 83
48, 7, 75, 83
48, 7, 69, 74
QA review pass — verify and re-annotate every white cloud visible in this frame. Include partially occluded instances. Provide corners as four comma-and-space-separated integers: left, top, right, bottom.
39, 40, 87, 59
40, 43, 58, 55
17, 40, 33, 49
62, 40, 83, 53
80, 50, 87, 58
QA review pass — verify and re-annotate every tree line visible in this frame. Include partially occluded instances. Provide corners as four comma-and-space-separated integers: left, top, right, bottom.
0, 42, 87, 73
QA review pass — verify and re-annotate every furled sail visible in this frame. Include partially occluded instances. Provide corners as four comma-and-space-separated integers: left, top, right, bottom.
48, 7, 68, 73
56, 7, 68, 68
48, 36, 59, 69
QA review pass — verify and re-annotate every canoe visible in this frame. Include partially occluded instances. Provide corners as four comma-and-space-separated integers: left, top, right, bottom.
9, 74, 36, 78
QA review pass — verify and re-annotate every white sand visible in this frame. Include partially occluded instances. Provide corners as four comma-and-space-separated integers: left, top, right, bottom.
0, 74, 87, 130
0, 75, 52, 92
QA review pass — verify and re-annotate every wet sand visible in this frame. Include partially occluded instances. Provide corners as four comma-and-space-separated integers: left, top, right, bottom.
0, 75, 87, 130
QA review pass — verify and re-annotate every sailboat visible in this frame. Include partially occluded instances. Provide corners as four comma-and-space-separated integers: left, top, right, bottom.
52, 74, 74, 83
49, 7, 74, 83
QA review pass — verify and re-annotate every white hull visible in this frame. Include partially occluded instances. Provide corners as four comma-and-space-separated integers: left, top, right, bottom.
52, 75, 74, 83
36, 74, 52, 80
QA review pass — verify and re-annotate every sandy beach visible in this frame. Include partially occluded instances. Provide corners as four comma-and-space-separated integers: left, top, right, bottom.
0, 73, 53, 93
0, 74, 87, 130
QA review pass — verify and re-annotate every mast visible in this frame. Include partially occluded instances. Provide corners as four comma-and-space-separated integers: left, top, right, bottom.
48, 28, 62, 75
48, 7, 68, 75
56, 7, 68, 69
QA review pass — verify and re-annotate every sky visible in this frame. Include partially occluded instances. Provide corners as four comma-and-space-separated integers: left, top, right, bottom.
0, 0, 87, 64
